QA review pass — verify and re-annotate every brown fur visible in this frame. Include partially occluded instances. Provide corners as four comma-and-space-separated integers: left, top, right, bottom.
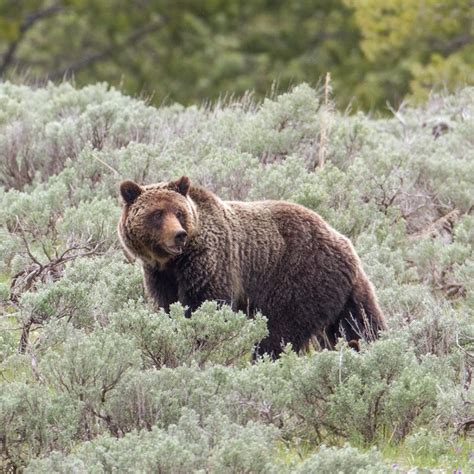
118, 177, 387, 357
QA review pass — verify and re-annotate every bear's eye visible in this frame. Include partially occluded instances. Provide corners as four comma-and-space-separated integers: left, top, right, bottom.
150, 210, 163, 224
176, 210, 184, 221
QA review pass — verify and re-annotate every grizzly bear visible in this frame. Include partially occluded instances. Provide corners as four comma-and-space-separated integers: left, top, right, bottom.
118, 176, 386, 357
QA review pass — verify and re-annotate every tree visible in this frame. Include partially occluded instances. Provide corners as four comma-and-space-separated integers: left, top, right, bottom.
347, 0, 473, 106
0, 0, 471, 111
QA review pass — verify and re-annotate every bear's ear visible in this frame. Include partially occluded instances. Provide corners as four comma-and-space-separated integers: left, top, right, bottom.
120, 180, 143, 204
172, 176, 191, 196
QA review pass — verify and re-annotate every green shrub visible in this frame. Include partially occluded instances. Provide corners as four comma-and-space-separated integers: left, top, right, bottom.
0, 382, 79, 470
277, 337, 451, 444
110, 301, 268, 368
0, 82, 472, 472
294, 444, 390, 474
26, 410, 282, 474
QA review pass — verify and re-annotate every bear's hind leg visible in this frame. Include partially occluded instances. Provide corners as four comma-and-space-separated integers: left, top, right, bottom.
253, 332, 285, 360
253, 318, 312, 360
322, 285, 386, 349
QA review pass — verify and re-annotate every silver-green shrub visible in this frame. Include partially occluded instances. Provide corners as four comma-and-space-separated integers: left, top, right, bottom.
26, 410, 282, 474
109, 300, 268, 368
0, 82, 472, 472
293, 444, 390, 474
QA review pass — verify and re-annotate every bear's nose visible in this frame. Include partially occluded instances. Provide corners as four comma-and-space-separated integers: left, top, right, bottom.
174, 230, 188, 246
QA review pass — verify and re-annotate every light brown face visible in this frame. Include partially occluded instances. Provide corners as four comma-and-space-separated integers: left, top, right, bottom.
118, 177, 195, 263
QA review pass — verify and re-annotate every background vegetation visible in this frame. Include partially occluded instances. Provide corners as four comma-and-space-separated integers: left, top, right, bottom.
0, 0, 472, 111
0, 81, 473, 472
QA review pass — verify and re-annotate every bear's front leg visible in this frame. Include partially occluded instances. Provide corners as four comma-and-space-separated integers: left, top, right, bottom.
179, 284, 225, 318
143, 264, 179, 313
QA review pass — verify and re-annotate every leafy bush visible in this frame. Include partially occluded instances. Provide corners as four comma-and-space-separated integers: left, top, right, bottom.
0, 82, 472, 472
0, 382, 80, 469
110, 301, 268, 368
294, 444, 390, 474
281, 338, 444, 443
26, 410, 282, 474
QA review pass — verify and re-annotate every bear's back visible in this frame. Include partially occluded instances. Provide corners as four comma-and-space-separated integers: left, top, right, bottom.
221, 199, 359, 299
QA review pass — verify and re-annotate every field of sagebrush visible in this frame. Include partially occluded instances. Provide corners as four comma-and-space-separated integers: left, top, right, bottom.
0, 82, 473, 473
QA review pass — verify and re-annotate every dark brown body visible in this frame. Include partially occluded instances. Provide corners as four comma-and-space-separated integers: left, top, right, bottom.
119, 177, 387, 357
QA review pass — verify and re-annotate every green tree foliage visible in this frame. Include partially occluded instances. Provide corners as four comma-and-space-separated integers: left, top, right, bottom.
0, 1, 471, 111
347, 0, 474, 107
0, 83, 473, 471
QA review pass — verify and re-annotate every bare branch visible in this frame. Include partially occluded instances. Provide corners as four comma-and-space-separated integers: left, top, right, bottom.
386, 101, 407, 127
315, 72, 332, 170
0, 4, 64, 75
15, 217, 43, 267
91, 154, 120, 176
47, 19, 163, 81
13, 237, 106, 352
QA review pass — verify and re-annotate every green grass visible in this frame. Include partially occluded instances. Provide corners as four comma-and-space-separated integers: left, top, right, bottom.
381, 434, 473, 472
276, 432, 474, 472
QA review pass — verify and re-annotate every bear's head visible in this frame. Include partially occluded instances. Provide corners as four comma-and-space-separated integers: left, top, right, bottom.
118, 176, 197, 265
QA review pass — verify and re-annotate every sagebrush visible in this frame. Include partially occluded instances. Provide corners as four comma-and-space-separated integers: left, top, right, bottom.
0, 82, 472, 472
